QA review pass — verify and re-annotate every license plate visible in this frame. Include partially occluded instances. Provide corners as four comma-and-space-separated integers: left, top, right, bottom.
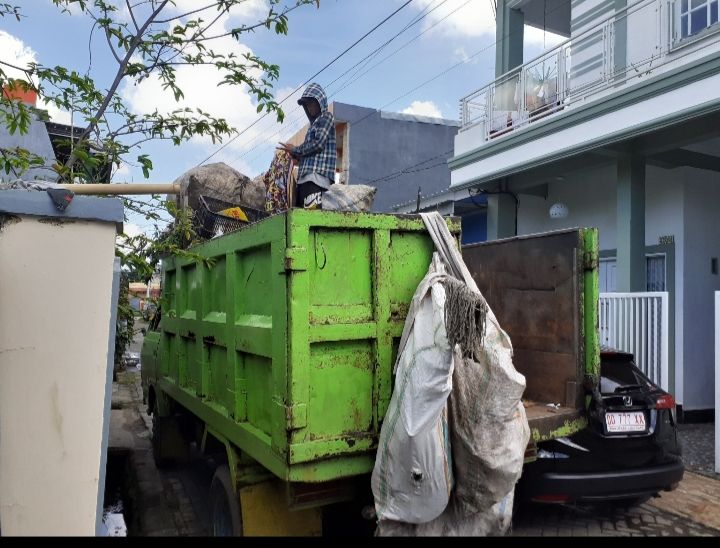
605, 411, 646, 433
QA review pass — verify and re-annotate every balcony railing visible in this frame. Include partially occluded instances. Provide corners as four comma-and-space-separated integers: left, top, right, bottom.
459, 0, 720, 137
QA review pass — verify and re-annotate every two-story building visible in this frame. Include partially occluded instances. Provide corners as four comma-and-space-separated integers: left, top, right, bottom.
440, 0, 719, 419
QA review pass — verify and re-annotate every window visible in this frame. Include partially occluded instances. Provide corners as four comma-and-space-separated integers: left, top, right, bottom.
599, 258, 617, 293
599, 256, 666, 292
679, 0, 719, 39
646, 255, 666, 292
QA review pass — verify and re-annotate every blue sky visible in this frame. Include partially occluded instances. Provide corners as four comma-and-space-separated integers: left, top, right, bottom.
1, 0, 563, 234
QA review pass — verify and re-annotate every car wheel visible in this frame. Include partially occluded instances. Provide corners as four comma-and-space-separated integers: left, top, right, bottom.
209, 464, 243, 536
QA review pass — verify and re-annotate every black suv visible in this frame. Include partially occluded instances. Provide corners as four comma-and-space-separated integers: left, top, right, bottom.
516, 348, 684, 506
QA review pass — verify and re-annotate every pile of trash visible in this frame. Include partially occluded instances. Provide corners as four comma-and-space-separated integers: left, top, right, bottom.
172, 162, 378, 240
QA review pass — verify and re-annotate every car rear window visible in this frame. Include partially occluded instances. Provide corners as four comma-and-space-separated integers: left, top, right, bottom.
600, 357, 652, 393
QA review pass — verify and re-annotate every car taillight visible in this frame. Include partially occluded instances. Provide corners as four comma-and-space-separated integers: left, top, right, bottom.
531, 494, 571, 504
655, 394, 675, 409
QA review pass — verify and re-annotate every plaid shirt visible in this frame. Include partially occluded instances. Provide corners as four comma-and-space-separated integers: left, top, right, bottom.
292, 84, 336, 183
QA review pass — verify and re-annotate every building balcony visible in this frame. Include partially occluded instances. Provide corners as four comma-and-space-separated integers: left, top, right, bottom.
457, 0, 720, 154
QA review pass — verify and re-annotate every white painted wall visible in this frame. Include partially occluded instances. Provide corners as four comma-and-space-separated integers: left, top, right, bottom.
646, 167, 685, 404
517, 163, 617, 249
0, 216, 117, 535
682, 167, 720, 410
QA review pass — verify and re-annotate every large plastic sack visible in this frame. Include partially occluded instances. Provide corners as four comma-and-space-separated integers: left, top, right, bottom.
172, 162, 265, 212
322, 184, 376, 212
377, 491, 516, 537
415, 212, 530, 536
373, 214, 530, 536
371, 254, 454, 525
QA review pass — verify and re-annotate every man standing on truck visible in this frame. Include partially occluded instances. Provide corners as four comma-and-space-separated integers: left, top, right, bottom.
278, 82, 336, 209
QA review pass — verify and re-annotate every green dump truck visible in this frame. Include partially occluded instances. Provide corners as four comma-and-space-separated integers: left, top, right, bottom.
141, 210, 599, 535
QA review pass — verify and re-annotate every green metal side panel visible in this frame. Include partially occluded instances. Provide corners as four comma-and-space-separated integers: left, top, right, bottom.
582, 227, 601, 381
147, 210, 460, 483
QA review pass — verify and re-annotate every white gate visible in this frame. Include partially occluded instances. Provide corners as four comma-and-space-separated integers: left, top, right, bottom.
599, 292, 669, 391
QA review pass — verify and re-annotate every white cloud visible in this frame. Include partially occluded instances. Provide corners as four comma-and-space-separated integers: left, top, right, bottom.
415, 0, 495, 38
168, 0, 268, 23
0, 30, 73, 124
120, 22, 285, 173
0, 30, 36, 80
44, 102, 73, 124
120, 15, 314, 180
123, 222, 143, 238
112, 161, 132, 181
401, 100, 444, 119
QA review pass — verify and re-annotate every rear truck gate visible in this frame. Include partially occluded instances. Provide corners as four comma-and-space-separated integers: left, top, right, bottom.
141, 210, 461, 535
462, 227, 600, 457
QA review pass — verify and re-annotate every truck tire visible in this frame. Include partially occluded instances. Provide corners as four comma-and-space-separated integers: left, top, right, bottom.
151, 400, 188, 468
209, 464, 243, 536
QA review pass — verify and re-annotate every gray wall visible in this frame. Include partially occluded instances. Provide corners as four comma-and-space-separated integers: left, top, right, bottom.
333, 103, 459, 212
0, 113, 57, 182
683, 168, 720, 411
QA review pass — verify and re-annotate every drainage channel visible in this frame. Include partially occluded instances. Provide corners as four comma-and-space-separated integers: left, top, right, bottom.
100, 449, 134, 536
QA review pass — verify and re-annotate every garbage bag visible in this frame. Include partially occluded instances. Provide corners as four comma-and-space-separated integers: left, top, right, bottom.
322, 184, 376, 212
371, 254, 454, 524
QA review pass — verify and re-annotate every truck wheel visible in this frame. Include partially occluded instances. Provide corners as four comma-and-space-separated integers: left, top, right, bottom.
209, 464, 243, 536
151, 401, 188, 468
151, 409, 171, 468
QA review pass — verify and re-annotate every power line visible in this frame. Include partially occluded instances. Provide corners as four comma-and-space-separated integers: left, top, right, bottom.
228, 0, 474, 166
221, 0, 574, 192
197, 0, 416, 166
224, 0, 454, 165
306, 0, 574, 187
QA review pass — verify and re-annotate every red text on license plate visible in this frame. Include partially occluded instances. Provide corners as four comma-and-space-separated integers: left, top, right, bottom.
605, 411, 646, 432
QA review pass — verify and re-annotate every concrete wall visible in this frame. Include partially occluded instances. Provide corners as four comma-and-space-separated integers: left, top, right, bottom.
0, 115, 57, 182
682, 167, 720, 410
333, 103, 459, 212
0, 216, 117, 535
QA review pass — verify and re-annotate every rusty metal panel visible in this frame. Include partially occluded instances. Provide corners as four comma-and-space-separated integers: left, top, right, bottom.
463, 228, 599, 438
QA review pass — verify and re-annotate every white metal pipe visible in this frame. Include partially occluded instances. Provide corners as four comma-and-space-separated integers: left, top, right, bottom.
641, 297, 646, 379
660, 293, 669, 392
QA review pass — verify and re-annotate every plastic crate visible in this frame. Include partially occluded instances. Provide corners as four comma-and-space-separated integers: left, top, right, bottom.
195, 195, 269, 239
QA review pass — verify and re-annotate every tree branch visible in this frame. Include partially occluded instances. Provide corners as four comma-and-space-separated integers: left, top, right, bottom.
125, 0, 140, 32
154, 2, 218, 24
64, 0, 170, 173
104, 27, 124, 64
